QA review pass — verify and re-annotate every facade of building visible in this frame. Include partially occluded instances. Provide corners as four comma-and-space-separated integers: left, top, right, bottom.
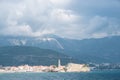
66, 63, 90, 72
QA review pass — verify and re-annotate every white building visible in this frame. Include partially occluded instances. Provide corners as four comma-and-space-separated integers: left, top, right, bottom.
66, 63, 90, 72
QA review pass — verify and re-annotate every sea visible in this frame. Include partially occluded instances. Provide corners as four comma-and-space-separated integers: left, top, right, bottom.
0, 70, 120, 80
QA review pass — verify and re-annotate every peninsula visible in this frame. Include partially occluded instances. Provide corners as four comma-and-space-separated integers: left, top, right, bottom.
0, 60, 90, 73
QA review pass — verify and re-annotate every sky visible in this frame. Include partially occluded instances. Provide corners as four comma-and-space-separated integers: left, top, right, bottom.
0, 0, 120, 39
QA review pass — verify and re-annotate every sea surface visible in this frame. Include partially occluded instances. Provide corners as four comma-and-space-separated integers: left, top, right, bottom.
0, 70, 120, 80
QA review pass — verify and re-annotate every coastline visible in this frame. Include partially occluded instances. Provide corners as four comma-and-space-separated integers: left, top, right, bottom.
0, 63, 90, 73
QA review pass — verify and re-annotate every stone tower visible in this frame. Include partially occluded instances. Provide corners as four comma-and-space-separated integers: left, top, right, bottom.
58, 59, 61, 67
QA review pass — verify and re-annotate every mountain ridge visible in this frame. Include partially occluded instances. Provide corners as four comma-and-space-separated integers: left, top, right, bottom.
0, 46, 76, 66
0, 35, 120, 63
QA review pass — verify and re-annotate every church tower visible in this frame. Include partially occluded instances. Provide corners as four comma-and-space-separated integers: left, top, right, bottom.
58, 59, 61, 67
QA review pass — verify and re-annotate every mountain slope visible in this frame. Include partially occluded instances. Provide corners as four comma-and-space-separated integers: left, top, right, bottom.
60, 36, 120, 63
0, 35, 120, 63
0, 46, 74, 66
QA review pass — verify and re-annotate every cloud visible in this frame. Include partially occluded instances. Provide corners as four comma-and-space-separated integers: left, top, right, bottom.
1, 25, 32, 36
72, 0, 120, 17
50, 0, 71, 7
0, 0, 120, 39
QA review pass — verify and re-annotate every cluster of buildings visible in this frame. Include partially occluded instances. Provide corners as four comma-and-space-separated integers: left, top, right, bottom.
0, 59, 90, 73
89, 62, 120, 70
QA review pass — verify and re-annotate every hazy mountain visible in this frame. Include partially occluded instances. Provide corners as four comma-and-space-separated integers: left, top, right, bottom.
0, 46, 76, 66
0, 35, 64, 50
66, 36, 120, 63
0, 35, 120, 63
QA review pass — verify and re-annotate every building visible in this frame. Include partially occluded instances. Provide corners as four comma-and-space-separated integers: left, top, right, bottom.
66, 63, 90, 72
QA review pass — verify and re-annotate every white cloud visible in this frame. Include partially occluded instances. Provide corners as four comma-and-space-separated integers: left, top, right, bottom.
50, 0, 72, 7
1, 25, 32, 36
51, 9, 78, 23
0, 0, 120, 39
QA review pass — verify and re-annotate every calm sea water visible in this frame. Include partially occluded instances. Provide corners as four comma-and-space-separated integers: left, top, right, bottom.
0, 70, 120, 80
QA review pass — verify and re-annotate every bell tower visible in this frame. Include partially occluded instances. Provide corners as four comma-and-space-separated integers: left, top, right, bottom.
58, 59, 61, 67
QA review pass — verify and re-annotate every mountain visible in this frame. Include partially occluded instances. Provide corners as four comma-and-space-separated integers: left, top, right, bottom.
0, 35, 64, 50
66, 36, 120, 63
0, 46, 76, 66
0, 35, 120, 63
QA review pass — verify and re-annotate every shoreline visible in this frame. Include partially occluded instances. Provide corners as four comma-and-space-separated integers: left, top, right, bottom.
0, 63, 90, 73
